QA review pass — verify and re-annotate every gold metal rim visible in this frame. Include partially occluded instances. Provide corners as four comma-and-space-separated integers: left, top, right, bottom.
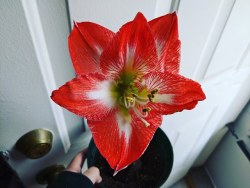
36, 165, 65, 185
15, 129, 53, 159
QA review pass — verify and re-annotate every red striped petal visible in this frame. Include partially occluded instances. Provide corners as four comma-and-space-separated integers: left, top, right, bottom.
88, 112, 162, 173
100, 12, 158, 79
139, 72, 206, 114
88, 114, 123, 170
51, 73, 115, 120
68, 22, 114, 75
149, 12, 181, 74
115, 113, 162, 173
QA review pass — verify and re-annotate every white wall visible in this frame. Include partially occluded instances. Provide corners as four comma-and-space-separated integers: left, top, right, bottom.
205, 101, 250, 188
0, 1, 83, 187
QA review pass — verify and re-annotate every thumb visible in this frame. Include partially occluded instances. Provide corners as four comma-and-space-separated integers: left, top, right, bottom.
83, 166, 102, 184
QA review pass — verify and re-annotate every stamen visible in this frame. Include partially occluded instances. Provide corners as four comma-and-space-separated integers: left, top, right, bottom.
151, 89, 159, 94
131, 97, 135, 107
147, 94, 153, 98
124, 95, 135, 109
142, 107, 151, 112
124, 94, 129, 109
132, 93, 138, 97
133, 108, 150, 127
134, 94, 149, 103
142, 107, 151, 117
149, 97, 155, 102
126, 97, 134, 102
140, 117, 150, 127
148, 94, 155, 102
127, 97, 135, 108
133, 107, 148, 118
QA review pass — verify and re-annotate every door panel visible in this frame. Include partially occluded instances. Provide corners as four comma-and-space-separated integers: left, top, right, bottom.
162, 0, 250, 186
178, 0, 235, 79
68, 0, 172, 31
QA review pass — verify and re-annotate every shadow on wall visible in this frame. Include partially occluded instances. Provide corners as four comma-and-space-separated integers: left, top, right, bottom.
205, 100, 250, 188
0, 151, 25, 188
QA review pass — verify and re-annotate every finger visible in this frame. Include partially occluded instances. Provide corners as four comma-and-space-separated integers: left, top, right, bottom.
83, 166, 102, 184
96, 175, 102, 183
66, 148, 88, 173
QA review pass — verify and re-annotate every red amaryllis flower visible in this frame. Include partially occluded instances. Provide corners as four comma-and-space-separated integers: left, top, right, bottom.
51, 12, 206, 174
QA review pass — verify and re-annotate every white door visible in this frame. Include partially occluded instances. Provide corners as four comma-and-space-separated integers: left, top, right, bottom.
161, 0, 250, 186
68, 0, 250, 187
1, 0, 250, 188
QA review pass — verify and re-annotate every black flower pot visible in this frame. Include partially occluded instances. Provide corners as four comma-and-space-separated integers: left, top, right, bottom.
87, 128, 173, 188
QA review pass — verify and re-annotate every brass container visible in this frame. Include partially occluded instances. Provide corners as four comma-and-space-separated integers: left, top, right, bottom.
36, 165, 65, 185
15, 129, 53, 159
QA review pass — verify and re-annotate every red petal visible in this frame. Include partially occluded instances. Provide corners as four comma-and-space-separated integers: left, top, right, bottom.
68, 22, 114, 75
139, 72, 206, 114
88, 114, 122, 170
88, 112, 162, 173
51, 73, 115, 120
149, 12, 181, 74
100, 12, 158, 79
115, 113, 162, 173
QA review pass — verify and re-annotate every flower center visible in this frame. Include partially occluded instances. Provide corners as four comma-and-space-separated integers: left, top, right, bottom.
111, 72, 159, 127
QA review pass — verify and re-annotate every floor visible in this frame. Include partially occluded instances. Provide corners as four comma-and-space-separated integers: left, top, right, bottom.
169, 166, 215, 188
170, 179, 189, 188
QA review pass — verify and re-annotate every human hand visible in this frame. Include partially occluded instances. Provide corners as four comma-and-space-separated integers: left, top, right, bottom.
66, 148, 102, 184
